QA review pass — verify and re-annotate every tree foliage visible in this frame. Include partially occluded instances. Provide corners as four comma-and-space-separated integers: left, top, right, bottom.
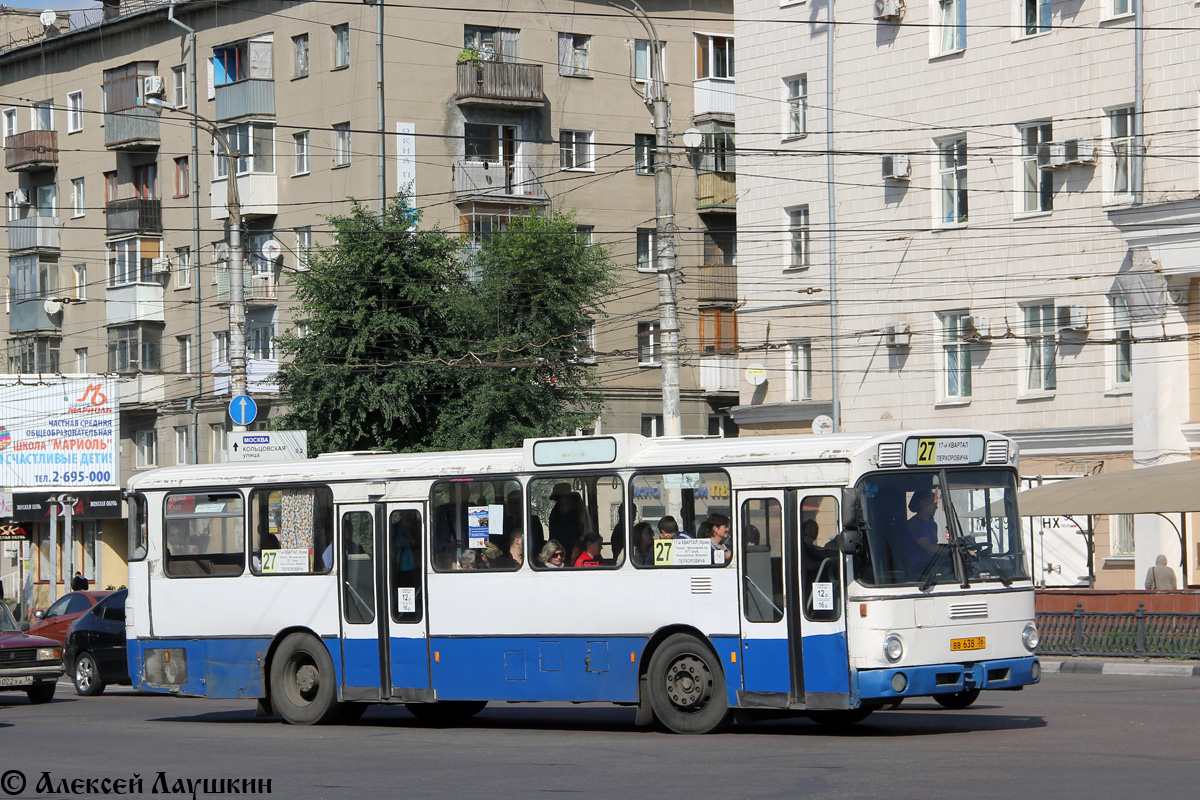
274, 198, 615, 454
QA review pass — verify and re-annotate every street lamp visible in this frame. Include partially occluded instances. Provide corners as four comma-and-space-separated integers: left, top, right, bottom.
147, 97, 248, 404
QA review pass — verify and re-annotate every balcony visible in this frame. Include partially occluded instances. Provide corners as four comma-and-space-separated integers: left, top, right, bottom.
213, 358, 280, 396
697, 172, 736, 211
116, 373, 167, 405
5, 131, 58, 171
105, 283, 165, 326
698, 264, 737, 304
693, 78, 736, 119
106, 198, 163, 237
217, 269, 278, 306
455, 61, 544, 107
699, 356, 739, 393
9, 297, 61, 334
454, 160, 548, 201
7, 217, 59, 253
104, 106, 160, 150
215, 78, 275, 122
210, 173, 278, 219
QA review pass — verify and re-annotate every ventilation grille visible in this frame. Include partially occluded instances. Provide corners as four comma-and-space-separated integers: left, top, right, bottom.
948, 601, 988, 620
877, 442, 903, 468
691, 576, 714, 595
984, 440, 1009, 464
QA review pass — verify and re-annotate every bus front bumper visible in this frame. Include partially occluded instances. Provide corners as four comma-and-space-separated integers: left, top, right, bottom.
857, 656, 1040, 701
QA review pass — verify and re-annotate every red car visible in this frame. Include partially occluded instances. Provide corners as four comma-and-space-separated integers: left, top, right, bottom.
0, 602, 62, 704
28, 591, 113, 645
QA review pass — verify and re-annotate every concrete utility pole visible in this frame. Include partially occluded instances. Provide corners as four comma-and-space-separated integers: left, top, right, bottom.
147, 99, 247, 405
611, 0, 683, 437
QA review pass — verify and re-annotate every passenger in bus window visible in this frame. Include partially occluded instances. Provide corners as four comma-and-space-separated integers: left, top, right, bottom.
702, 513, 732, 565
610, 502, 633, 562
631, 522, 655, 566
801, 520, 833, 581
901, 489, 942, 573
539, 539, 566, 568
574, 532, 603, 568
491, 534, 523, 569
656, 516, 691, 540
549, 485, 589, 561
457, 551, 477, 570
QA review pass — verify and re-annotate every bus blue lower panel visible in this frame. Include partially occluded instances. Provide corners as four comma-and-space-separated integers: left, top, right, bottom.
740, 638, 790, 694
129, 637, 343, 699
857, 656, 1040, 701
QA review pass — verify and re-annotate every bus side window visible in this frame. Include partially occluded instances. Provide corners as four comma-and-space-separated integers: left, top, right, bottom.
248, 486, 333, 576
527, 475, 623, 569
742, 498, 782, 622
163, 493, 245, 578
429, 478, 521, 571
630, 470, 733, 569
390, 509, 423, 623
801, 496, 841, 622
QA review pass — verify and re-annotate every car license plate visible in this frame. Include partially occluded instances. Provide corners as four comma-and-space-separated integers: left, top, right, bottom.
950, 636, 986, 652
0, 676, 33, 687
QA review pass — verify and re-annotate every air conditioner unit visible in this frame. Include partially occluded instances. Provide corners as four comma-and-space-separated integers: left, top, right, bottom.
143, 75, 165, 99
1057, 304, 1089, 332
873, 0, 905, 20
1064, 137, 1096, 164
961, 315, 989, 339
151, 256, 172, 274
12, 189, 29, 205
884, 323, 912, 348
882, 154, 911, 180
1038, 142, 1067, 170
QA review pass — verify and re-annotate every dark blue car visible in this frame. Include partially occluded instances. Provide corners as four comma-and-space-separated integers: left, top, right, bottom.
64, 589, 129, 696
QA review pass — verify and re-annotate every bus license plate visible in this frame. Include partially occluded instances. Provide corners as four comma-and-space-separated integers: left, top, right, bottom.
0, 676, 33, 687
950, 637, 986, 652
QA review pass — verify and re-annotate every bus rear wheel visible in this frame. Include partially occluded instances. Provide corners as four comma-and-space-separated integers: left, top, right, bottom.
934, 688, 980, 709
647, 634, 732, 734
404, 700, 488, 725
270, 633, 342, 725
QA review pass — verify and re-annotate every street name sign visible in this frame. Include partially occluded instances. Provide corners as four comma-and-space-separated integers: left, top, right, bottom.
227, 431, 308, 462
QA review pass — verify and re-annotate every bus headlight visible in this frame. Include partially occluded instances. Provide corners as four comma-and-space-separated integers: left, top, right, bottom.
1022, 623, 1040, 652
884, 634, 904, 663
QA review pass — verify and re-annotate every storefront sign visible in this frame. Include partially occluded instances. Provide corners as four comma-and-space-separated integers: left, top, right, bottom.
12, 491, 124, 521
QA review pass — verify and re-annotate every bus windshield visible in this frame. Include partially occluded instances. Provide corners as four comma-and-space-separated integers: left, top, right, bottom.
854, 469, 1029, 588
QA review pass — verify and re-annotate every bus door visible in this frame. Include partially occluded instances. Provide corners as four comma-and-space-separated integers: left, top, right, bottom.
381, 503, 431, 699
337, 504, 384, 696
796, 493, 852, 709
736, 490, 792, 701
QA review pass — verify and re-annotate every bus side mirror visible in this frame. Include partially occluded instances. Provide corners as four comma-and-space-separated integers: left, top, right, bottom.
839, 487, 863, 554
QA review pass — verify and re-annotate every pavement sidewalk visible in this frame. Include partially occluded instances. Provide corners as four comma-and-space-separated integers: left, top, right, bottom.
1040, 656, 1200, 678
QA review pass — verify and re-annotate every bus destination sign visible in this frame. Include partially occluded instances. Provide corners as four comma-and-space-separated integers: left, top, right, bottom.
903, 436, 985, 467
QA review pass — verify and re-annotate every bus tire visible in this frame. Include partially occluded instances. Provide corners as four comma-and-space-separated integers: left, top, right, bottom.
933, 688, 980, 709
807, 708, 873, 728
269, 633, 342, 725
73, 652, 106, 696
404, 700, 488, 725
646, 634, 732, 734
336, 702, 369, 724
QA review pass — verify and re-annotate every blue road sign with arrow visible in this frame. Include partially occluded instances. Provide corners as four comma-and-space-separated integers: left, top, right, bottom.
229, 395, 258, 427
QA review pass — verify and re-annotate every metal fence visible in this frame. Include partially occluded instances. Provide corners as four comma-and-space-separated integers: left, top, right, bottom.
1036, 602, 1200, 658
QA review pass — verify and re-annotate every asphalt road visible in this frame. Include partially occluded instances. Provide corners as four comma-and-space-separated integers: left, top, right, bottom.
0, 672, 1195, 800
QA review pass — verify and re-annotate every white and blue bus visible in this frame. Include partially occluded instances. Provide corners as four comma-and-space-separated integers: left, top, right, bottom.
123, 430, 1039, 732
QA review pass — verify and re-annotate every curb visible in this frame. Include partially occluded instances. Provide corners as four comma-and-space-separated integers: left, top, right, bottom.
1041, 659, 1200, 678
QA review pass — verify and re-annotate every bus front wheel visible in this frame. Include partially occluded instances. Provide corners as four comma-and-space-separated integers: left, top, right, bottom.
647, 634, 732, 734
934, 688, 980, 709
270, 633, 342, 725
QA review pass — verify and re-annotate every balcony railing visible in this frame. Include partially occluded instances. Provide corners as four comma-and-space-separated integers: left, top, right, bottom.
693, 78, 736, 117
455, 61, 543, 105
454, 160, 548, 200
210, 173, 278, 219
106, 198, 163, 236
697, 171, 737, 211
7, 217, 60, 252
105, 282, 165, 326
699, 356, 739, 393
217, 269, 278, 304
4, 130, 58, 171
213, 358, 280, 396
215, 78, 276, 121
104, 106, 160, 150
698, 264, 737, 304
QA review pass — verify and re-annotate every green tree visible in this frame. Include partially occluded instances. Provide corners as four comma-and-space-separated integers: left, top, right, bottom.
275, 200, 615, 454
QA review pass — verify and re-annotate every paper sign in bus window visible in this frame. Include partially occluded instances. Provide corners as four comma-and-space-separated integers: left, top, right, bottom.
397, 587, 416, 613
813, 582, 834, 611
653, 538, 712, 566
663, 473, 702, 490
467, 504, 504, 548
262, 549, 309, 574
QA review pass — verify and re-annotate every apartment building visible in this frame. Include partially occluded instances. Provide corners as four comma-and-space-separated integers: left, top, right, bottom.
733, 0, 1200, 588
0, 0, 734, 602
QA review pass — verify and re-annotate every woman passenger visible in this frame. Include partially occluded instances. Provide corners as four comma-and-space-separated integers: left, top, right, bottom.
539, 539, 566, 568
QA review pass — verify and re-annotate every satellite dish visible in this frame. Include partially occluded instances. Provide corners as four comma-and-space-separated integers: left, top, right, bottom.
39, 9, 57, 27
260, 239, 283, 261
744, 363, 767, 386
681, 128, 703, 149
43, 298, 62, 316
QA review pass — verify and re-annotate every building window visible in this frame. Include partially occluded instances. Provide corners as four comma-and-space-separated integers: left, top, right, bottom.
102, 62, 156, 113
213, 330, 229, 364
133, 163, 158, 200
1112, 295, 1132, 386
2, 108, 16, 140
784, 75, 806, 138
294, 131, 310, 175
464, 123, 518, 163
1112, 0, 1131, 16
175, 247, 192, 288
575, 225, 594, 246
213, 42, 246, 86
210, 423, 227, 463
560, 129, 593, 171
558, 33, 590, 76
1025, 0, 1052, 35
1024, 303, 1056, 392
708, 414, 739, 438
177, 335, 194, 375
108, 323, 162, 373
71, 178, 85, 218
34, 184, 56, 218
641, 414, 665, 437
634, 39, 664, 82
936, 0, 966, 54
636, 228, 657, 272
1111, 514, 1135, 555
941, 312, 972, 399
333, 24, 350, 69
175, 426, 190, 466
75, 347, 87, 372
637, 320, 661, 365
295, 226, 313, 269
215, 123, 275, 177
700, 308, 737, 354
174, 157, 190, 198
73, 264, 87, 300
104, 171, 118, 204
938, 136, 968, 224
1109, 107, 1134, 200
293, 33, 310, 78
788, 206, 810, 269
700, 130, 735, 174
31, 100, 53, 132
786, 339, 812, 401
107, 239, 155, 286
635, 133, 655, 175
66, 91, 83, 133
135, 429, 158, 469
333, 123, 351, 167
695, 34, 734, 79
7, 337, 59, 373
1019, 122, 1052, 213
464, 25, 517, 62
247, 323, 275, 360
172, 65, 187, 107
